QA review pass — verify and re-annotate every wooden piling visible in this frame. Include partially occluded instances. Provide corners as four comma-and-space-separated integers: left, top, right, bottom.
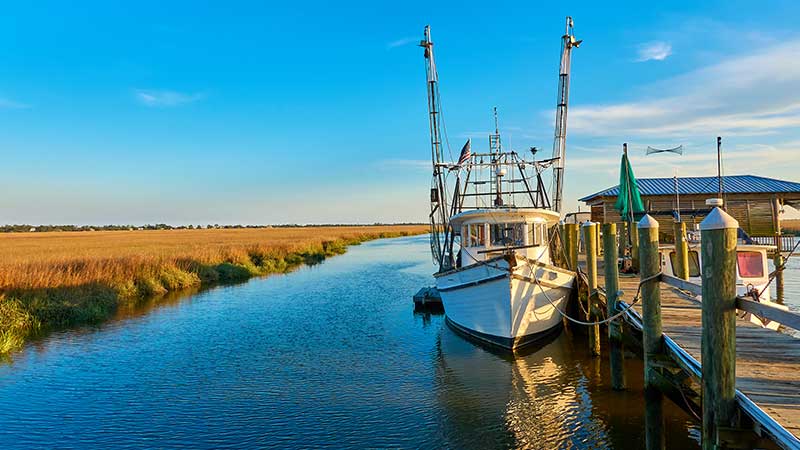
596, 224, 602, 257
700, 207, 739, 450
564, 223, 579, 271
644, 384, 666, 450
631, 223, 640, 272
618, 221, 627, 259
553, 222, 565, 269
638, 215, 662, 383
602, 222, 625, 390
773, 197, 785, 302
673, 221, 690, 280
639, 214, 664, 450
582, 221, 601, 356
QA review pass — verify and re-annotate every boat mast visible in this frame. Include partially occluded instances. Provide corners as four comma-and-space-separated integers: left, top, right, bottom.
422, 26, 443, 168
420, 26, 452, 268
550, 16, 581, 214
490, 107, 504, 206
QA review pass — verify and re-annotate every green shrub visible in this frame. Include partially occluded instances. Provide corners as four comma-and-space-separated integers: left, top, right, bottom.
0, 296, 40, 353
214, 263, 252, 282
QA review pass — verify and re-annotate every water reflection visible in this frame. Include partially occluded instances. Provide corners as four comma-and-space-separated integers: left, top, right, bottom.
434, 324, 700, 449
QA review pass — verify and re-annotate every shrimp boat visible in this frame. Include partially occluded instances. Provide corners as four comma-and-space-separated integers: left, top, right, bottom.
418, 19, 581, 350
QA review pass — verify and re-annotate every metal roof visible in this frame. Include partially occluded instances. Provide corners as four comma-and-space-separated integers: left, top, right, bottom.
579, 175, 800, 202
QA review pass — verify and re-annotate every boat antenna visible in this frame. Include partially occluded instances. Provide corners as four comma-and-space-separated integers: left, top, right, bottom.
490, 107, 504, 206
550, 16, 581, 215
645, 143, 684, 219
646, 145, 683, 155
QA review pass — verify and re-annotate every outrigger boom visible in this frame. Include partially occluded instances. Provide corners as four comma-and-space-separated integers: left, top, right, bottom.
550, 16, 581, 214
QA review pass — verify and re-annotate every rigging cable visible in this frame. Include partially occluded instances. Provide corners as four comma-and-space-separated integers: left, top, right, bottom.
434, 79, 455, 164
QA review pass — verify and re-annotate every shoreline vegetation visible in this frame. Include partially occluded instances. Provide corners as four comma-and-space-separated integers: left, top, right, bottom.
0, 222, 426, 233
0, 225, 427, 355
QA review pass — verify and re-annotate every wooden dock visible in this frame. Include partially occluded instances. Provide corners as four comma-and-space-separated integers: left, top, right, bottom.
608, 271, 800, 447
573, 210, 800, 450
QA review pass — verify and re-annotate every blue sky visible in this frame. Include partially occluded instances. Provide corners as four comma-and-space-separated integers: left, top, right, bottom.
1, 1, 799, 225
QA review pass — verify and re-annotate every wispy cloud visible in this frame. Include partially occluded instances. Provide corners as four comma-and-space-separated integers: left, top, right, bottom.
0, 97, 30, 109
377, 158, 430, 172
636, 41, 672, 62
134, 89, 204, 107
386, 37, 417, 49
566, 38, 800, 139
456, 131, 492, 139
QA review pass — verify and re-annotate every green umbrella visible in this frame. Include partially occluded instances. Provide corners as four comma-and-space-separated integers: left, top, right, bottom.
614, 151, 646, 222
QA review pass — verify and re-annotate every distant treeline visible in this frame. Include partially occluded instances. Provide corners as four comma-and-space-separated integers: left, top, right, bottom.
0, 223, 427, 233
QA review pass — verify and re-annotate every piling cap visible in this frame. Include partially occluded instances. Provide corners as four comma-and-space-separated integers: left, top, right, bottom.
700, 207, 739, 231
581, 220, 596, 227
637, 214, 659, 229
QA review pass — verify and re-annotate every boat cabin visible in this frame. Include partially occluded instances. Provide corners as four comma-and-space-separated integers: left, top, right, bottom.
451, 208, 560, 268
658, 243, 774, 297
658, 242, 789, 329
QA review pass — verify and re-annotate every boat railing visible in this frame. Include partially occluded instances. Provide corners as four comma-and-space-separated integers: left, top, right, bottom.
477, 243, 541, 254
750, 235, 796, 251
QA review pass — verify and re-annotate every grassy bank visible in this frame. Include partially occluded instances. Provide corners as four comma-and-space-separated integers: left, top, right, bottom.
0, 225, 427, 354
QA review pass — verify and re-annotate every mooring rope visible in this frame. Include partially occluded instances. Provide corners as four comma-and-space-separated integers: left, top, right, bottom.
531, 264, 662, 327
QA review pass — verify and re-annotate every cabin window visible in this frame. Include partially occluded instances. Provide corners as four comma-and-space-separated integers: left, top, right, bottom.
528, 223, 547, 246
737, 251, 764, 278
467, 224, 486, 247
490, 223, 524, 246
668, 250, 700, 277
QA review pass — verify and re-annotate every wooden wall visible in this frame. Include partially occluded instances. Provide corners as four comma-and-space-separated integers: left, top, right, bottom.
586, 193, 795, 240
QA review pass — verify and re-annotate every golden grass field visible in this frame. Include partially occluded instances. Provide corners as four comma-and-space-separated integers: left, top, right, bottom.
0, 225, 427, 354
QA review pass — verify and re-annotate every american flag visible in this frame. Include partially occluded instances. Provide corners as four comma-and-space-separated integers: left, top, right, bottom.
457, 139, 471, 166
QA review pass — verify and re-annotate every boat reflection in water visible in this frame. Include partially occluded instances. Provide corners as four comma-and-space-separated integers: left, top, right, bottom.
431, 322, 702, 449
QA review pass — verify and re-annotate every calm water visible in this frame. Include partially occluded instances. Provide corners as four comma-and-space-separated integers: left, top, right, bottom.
0, 235, 701, 449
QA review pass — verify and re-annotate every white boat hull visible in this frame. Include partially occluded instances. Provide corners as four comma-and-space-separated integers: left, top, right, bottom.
435, 255, 575, 349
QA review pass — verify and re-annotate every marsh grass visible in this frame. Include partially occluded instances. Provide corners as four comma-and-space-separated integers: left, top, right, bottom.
0, 226, 426, 354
